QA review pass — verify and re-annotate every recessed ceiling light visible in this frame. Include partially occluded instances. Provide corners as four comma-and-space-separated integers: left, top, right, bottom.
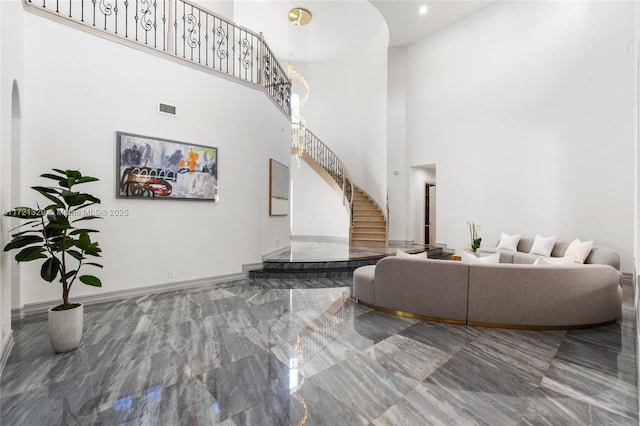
419, 5, 428, 16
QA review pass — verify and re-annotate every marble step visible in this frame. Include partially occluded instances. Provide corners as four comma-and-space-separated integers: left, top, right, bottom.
250, 247, 445, 278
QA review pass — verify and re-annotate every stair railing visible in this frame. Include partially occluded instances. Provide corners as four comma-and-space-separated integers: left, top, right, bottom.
299, 129, 354, 217
25, 0, 291, 116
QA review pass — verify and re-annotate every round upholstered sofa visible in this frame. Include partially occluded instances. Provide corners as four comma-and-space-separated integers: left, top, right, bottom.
352, 249, 622, 329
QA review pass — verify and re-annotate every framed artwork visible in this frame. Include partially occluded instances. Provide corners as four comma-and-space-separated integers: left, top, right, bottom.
116, 132, 218, 201
269, 159, 289, 216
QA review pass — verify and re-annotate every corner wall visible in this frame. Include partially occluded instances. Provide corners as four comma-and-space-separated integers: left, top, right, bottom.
0, 0, 24, 371
405, 1, 635, 271
15, 11, 290, 307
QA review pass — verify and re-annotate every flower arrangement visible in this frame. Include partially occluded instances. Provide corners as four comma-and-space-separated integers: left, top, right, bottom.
468, 222, 482, 253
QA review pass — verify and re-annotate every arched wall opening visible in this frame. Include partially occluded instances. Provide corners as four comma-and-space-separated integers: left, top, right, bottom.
9, 80, 21, 315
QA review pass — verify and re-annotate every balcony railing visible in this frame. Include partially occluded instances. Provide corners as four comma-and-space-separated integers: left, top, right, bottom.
26, 0, 291, 116
300, 129, 354, 213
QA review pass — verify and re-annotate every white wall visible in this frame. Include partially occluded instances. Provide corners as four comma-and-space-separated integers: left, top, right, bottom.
290, 156, 350, 239
14, 12, 290, 307
302, 24, 389, 211
405, 1, 635, 272
0, 0, 24, 363
387, 47, 409, 241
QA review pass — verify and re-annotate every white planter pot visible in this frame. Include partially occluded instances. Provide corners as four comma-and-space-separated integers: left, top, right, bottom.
48, 303, 84, 353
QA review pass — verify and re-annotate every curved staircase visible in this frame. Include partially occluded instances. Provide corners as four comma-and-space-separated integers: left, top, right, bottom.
297, 129, 388, 247
351, 188, 387, 247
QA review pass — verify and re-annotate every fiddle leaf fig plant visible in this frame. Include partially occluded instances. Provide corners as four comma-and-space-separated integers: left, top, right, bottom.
3, 169, 103, 310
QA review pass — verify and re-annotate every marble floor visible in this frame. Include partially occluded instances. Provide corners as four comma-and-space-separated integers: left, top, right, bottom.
0, 276, 637, 425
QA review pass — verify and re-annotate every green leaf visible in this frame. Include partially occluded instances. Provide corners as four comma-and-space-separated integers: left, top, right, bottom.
71, 215, 102, 223
69, 229, 100, 235
32, 186, 64, 208
79, 275, 101, 287
40, 173, 66, 181
77, 232, 91, 251
65, 170, 82, 180
84, 245, 102, 257
10, 229, 40, 238
46, 223, 72, 231
40, 257, 61, 282
59, 271, 76, 284
51, 168, 67, 175
3, 235, 44, 252
63, 193, 86, 206
84, 262, 103, 268
81, 194, 101, 204
76, 176, 99, 184
67, 249, 84, 261
14, 246, 47, 262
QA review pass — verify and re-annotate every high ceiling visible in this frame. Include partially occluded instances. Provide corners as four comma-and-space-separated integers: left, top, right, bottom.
371, 0, 496, 47
234, 1, 496, 62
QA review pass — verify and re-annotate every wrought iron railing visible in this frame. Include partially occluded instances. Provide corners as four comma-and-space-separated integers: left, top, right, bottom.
25, 0, 291, 115
300, 129, 354, 212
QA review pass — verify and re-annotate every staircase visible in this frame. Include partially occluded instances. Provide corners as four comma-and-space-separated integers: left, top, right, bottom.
297, 129, 388, 247
351, 188, 387, 247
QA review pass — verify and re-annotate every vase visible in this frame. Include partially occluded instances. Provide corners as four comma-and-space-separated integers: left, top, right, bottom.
48, 303, 84, 353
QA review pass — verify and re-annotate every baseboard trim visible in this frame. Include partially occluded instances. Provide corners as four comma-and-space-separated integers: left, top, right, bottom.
291, 235, 349, 244
17, 270, 250, 317
11, 307, 24, 322
0, 332, 14, 377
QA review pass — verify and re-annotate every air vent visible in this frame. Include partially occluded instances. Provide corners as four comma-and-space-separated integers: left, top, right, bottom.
158, 102, 177, 116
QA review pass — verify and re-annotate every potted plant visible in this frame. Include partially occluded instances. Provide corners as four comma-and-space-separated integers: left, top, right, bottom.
3, 169, 102, 353
468, 221, 482, 254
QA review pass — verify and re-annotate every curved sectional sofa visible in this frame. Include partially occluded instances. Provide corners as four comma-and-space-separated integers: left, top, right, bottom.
352, 239, 622, 329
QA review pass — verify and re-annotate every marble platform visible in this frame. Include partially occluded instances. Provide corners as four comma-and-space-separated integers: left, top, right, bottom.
250, 239, 448, 278
0, 276, 637, 425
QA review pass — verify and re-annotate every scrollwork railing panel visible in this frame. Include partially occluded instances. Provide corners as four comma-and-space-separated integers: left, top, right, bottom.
26, 0, 291, 116
300, 129, 354, 210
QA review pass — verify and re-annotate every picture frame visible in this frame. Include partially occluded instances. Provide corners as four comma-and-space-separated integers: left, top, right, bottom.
269, 159, 289, 216
116, 131, 218, 201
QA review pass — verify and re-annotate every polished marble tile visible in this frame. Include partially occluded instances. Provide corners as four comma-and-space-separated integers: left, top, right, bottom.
0, 375, 98, 425
1, 275, 637, 425
521, 386, 637, 425
364, 334, 450, 381
308, 352, 418, 421
540, 358, 638, 419
91, 349, 193, 412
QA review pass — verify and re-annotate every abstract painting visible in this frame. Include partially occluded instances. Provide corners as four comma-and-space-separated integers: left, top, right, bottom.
116, 132, 218, 201
269, 159, 289, 216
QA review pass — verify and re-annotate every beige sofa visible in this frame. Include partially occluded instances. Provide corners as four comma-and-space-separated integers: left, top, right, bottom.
353, 256, 622, 329
479, 237, 621, 270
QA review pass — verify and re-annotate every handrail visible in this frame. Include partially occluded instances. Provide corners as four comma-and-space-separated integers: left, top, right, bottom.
300, 128, 354, 217
25, 0, 291, 116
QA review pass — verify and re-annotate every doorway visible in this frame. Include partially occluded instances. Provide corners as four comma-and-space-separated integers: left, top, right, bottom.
424, 183, 435, 245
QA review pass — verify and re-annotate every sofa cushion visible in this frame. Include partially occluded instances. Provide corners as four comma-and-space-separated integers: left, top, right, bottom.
565, 239, 594, 263
462, 251, 500, 264
513, 252, 542, 264
396, 249, 428, 260
496, 233, 521, 251
534, 256, 581, 266
529, 235, 557, 256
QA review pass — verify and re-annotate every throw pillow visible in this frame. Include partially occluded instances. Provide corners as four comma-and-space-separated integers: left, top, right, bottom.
461, 251, 500, 264
496, 233, 521, 252
564, 239, 594, 263
529, 235, 557, 256
396, 249, 428, 260
534, 256, 581, 266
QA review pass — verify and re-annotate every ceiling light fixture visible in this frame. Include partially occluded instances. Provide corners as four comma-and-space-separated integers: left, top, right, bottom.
419, 5, 428, 16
